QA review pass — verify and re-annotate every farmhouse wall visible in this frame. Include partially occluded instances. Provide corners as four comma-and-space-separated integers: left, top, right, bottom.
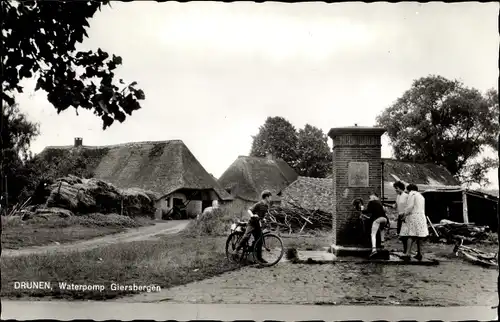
187, 200, 202, 216
225, 197, 255, 220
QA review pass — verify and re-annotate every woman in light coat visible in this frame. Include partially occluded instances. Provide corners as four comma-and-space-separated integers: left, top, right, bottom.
391, 181, 409, 253
399, 183, 429, 260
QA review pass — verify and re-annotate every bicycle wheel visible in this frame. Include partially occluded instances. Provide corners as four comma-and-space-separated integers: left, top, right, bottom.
254, 233, 284, 267
225, 232, 244, 263
461, 251, 498, 268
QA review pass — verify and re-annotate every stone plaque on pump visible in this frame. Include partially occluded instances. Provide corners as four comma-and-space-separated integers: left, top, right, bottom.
348, 162, 369, 187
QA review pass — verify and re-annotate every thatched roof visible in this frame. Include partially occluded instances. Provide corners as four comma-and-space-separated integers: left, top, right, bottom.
218, 156, 299, 202
39, 140, 233, 201
281, 176, 333, 213
381, 158, 461, 201
382, 158, 459, 186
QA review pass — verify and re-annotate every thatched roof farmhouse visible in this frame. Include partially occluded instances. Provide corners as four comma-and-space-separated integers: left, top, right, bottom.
218, 154, 298, 203
39, 138, 232, 218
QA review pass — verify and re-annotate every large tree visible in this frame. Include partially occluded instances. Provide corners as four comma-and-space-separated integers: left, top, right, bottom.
250, 116, 299, 166
2, 0, 145, 130
250, 117, 333, 177
1, 104, 39, 161
1, 103, 40, 209
376, 75, 499, 186
295, 124, 332, 178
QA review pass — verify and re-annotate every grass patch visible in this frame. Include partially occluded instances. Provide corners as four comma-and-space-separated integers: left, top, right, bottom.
1, 214, 154, 249
1, 232, 238, 300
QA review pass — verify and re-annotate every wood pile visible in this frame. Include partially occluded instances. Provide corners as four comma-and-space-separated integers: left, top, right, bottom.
431, 219, 491, 244
267, 201, 332, 234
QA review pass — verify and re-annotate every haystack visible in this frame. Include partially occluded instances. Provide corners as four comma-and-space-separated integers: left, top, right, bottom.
43, 175, 158, 217
46, 175, 121, 214
186, 206, 238, 236
120, 188, 159, 217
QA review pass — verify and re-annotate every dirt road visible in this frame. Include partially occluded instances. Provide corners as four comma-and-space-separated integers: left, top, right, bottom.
1, 220, 189, 258
121, 259, 497, 307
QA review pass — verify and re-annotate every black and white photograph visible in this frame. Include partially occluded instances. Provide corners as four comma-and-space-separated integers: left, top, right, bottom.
1, 1, 499, 321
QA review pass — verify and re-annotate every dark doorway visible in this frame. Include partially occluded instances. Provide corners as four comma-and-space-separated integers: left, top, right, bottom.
171, 198, 187, 219
201, 200, 213, 212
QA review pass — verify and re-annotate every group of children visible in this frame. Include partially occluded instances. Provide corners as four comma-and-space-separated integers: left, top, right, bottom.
361, 181, 430, 260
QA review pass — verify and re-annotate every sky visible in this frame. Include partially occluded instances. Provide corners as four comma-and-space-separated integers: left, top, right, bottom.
17, 2, 499, 187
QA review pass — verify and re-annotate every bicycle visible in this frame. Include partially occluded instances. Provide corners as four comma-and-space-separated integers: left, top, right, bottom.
453, 238, 498, 268
225, 217, 285, 267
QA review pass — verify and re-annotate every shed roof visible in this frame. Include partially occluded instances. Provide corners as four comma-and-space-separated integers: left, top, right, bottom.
382, 158, 460, 186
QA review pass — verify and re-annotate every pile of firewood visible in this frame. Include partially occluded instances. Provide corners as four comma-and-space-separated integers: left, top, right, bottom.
267, 201, 332, 234
431, 219, 490, 244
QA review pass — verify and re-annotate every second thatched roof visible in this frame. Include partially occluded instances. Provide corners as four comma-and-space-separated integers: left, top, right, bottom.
218, 156, 299, 202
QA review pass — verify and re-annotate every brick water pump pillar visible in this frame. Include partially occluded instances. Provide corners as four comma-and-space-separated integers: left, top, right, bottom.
328, 126, 386, 255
